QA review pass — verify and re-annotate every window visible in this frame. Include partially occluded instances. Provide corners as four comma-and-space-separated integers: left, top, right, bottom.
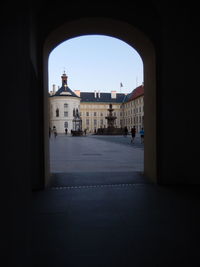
94, 119, 97, 125
94, 112, 96, 116
64, 111, 68, 117
64, 103, 68, 108
86, 112, 89, 116
86, 119, 89, 125
64, 121, 68, 128
56, 108, 59, 117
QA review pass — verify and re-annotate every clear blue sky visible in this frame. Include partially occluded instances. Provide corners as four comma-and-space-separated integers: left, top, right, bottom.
48, 35, 143, 94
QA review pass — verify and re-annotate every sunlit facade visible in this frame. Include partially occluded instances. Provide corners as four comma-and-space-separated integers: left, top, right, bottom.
49, 73, 144, 133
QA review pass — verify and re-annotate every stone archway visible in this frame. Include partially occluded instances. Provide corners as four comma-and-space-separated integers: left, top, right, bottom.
43, 18, 156, 186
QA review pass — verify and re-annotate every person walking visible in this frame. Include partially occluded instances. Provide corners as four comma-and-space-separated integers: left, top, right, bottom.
123, 126, 128, 137
53, 126, 57, 138
131, 126, 136, 143
49, 127, 51, 138
139, 127, 144, 143
65, 128, 68, 135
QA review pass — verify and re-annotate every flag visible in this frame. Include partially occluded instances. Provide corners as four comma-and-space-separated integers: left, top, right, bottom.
120, 82, 123, 87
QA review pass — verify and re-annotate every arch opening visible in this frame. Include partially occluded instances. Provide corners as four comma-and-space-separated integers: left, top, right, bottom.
43, 18, 157, 187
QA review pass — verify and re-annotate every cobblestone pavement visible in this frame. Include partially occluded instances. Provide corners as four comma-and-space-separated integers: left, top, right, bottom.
50, 134, 144, 174
90, 133, 144, 148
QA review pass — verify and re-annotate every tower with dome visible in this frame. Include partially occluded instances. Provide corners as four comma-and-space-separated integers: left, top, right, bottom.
49, 71, 81, 133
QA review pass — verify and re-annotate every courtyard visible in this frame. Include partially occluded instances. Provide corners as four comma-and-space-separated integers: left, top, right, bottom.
49, 133, 145, 187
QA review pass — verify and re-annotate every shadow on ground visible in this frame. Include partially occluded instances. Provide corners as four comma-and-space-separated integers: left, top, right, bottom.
50, 171, 150, 188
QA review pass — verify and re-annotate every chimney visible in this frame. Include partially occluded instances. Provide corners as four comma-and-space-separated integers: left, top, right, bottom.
52, 84, 56, 94
74, 90, 80, 97
94, 90, 97, 98
111, 91, 116, 99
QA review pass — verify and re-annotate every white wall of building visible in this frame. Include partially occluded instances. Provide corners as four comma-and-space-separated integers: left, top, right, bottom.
50, 96, 80, 133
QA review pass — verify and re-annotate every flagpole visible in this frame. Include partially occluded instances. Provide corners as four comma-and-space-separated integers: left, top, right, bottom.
120, 82, 123, 93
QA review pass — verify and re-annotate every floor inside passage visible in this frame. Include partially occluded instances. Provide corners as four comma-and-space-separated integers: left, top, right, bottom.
31, 135, 200, 266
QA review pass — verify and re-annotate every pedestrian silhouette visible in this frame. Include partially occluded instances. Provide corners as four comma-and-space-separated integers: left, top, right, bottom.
131, 126, 136, 143
139, 127, 144, 143
123, 126, 128, 137
53, 126, 57, 138
49, 127, 51, 138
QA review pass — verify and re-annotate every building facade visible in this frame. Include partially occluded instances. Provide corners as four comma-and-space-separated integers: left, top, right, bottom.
122, 85, 144, 132
49, 72, 81, 133
77, 90, 124, 133
49, 73, 144, 133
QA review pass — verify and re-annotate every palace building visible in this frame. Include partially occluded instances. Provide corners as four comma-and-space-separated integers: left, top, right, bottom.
49, 72, 144, 133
